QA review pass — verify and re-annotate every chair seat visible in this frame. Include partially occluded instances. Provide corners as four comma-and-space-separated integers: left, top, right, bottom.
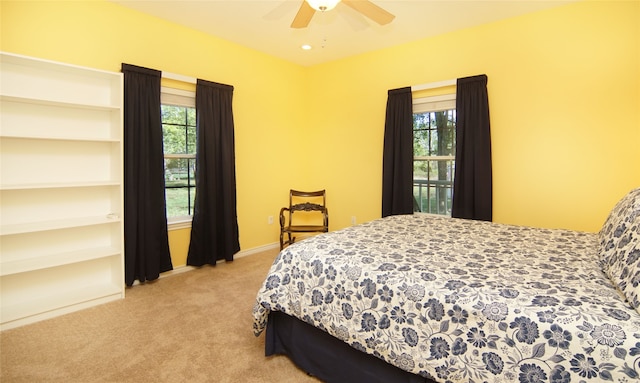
283, 225, 328, 233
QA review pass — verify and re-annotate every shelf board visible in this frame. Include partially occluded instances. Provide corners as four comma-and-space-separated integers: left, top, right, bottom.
0, 94, 120, 111
0, 283, 123, 324
0, 133, 120, 143
1, 51, 121, 78
0, 215, 121, 236
0, 246, 121, 276
0, 181, 121, 191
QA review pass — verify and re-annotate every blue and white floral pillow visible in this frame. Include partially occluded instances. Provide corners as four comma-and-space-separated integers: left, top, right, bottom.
598, 187, 640, 314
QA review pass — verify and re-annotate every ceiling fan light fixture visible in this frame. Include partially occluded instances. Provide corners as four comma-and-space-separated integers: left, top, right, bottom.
306, 0, 340, 12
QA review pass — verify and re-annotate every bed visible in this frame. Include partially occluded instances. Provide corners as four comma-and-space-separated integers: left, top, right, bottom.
253, 188, 640, 383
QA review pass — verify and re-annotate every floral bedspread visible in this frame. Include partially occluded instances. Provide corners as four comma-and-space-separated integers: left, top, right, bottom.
253, 214, 640, 383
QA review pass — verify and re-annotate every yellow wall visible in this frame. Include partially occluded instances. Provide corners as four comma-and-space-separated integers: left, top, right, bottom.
305, 0, 640, 231
2, 1, 638, 267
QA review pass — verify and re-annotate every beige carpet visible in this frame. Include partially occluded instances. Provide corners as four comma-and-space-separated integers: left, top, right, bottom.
0, 248, 320, 383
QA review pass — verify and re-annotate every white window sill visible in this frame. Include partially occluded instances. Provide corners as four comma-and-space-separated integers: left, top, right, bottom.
415, 212, 452, 218
168, 217, 192, 231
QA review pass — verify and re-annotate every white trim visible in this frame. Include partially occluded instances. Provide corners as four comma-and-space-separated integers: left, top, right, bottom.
411, 79, 456, 92
164, 154, 196, 159
0, 294, 122, 331
234, 242, 280, 259
414, 155, 455, 161
163, 71, 196, 84
413, 93, 456, 113
131, 265, 198, 283
128, 242, 281, 286
413, 94, 456, 104
161, 86, 194, 97
167, 219, 192, 231
161, 86, 195, 108
415, 211, 452, 218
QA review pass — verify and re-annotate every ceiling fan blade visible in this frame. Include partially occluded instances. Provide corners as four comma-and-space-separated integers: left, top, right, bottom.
342, 0, 395, 25
291, 1, 316, 28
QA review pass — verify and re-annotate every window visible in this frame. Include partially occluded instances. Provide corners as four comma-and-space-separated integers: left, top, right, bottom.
161, 87, 196, 222
413, 94, 456, 216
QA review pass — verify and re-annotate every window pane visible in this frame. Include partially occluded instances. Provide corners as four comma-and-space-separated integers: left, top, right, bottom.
163, 102, 197, 219
413, 178, 453, 215
413, 109, 456, 216
187, 107, 196, 126
413, 114, 431, 156
163, 124, 187, 155
165, 157, 196, 217
162, 105, 196, 155
166, 187, 191, 217
413, 159, 455, 214
165, 158, 194, 186
162, 105, 186, 125
187, 125, 196, 154
413, 111, 456, 156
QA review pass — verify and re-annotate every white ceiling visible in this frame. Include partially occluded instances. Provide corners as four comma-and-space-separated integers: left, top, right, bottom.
112, 0, 574, 66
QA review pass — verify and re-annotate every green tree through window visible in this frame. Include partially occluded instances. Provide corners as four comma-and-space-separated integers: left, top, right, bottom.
162, 104, 196, 219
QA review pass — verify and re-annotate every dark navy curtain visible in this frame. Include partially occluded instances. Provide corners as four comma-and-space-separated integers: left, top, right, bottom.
121, 63, 173, 286
187, 79, 240, 266
382, 87, 414, 217
452, 74, 493, 221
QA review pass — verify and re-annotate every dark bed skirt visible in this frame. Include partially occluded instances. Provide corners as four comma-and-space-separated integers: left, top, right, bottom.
265, 311, 435, 383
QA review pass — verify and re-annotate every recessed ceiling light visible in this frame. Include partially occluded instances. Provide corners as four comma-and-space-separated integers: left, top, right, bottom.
301, 44, 312, 50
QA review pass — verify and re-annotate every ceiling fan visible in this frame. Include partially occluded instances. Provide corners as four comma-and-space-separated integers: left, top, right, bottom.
291, 0, 395, 29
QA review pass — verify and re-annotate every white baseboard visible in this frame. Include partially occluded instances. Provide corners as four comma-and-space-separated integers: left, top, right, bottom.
234, 242, 280, 259
138, 242, 281, 283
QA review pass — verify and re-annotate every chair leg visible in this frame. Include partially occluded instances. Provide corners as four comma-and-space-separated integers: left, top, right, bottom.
280, 232, 294, 250
283, 233, 294, 249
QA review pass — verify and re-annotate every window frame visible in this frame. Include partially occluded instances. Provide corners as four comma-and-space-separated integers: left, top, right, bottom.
161, 87, 196, 229
412, 93, 456, 217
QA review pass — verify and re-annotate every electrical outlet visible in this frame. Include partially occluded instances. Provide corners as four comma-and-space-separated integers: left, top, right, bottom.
351, 216, 356, 225
268, 216, 274, 225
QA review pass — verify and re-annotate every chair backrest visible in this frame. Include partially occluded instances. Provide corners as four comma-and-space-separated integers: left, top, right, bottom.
288, 189, 327, 226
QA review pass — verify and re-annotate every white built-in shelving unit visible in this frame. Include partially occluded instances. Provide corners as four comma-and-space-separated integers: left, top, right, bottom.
0, 52, 125, 330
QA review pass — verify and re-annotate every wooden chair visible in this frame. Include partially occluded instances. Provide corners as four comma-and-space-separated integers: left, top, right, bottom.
280, 189, 328, 250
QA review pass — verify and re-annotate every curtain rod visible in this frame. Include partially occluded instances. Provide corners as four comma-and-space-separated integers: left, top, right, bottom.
411, 79, 456, 92
162, 71, 197, 84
